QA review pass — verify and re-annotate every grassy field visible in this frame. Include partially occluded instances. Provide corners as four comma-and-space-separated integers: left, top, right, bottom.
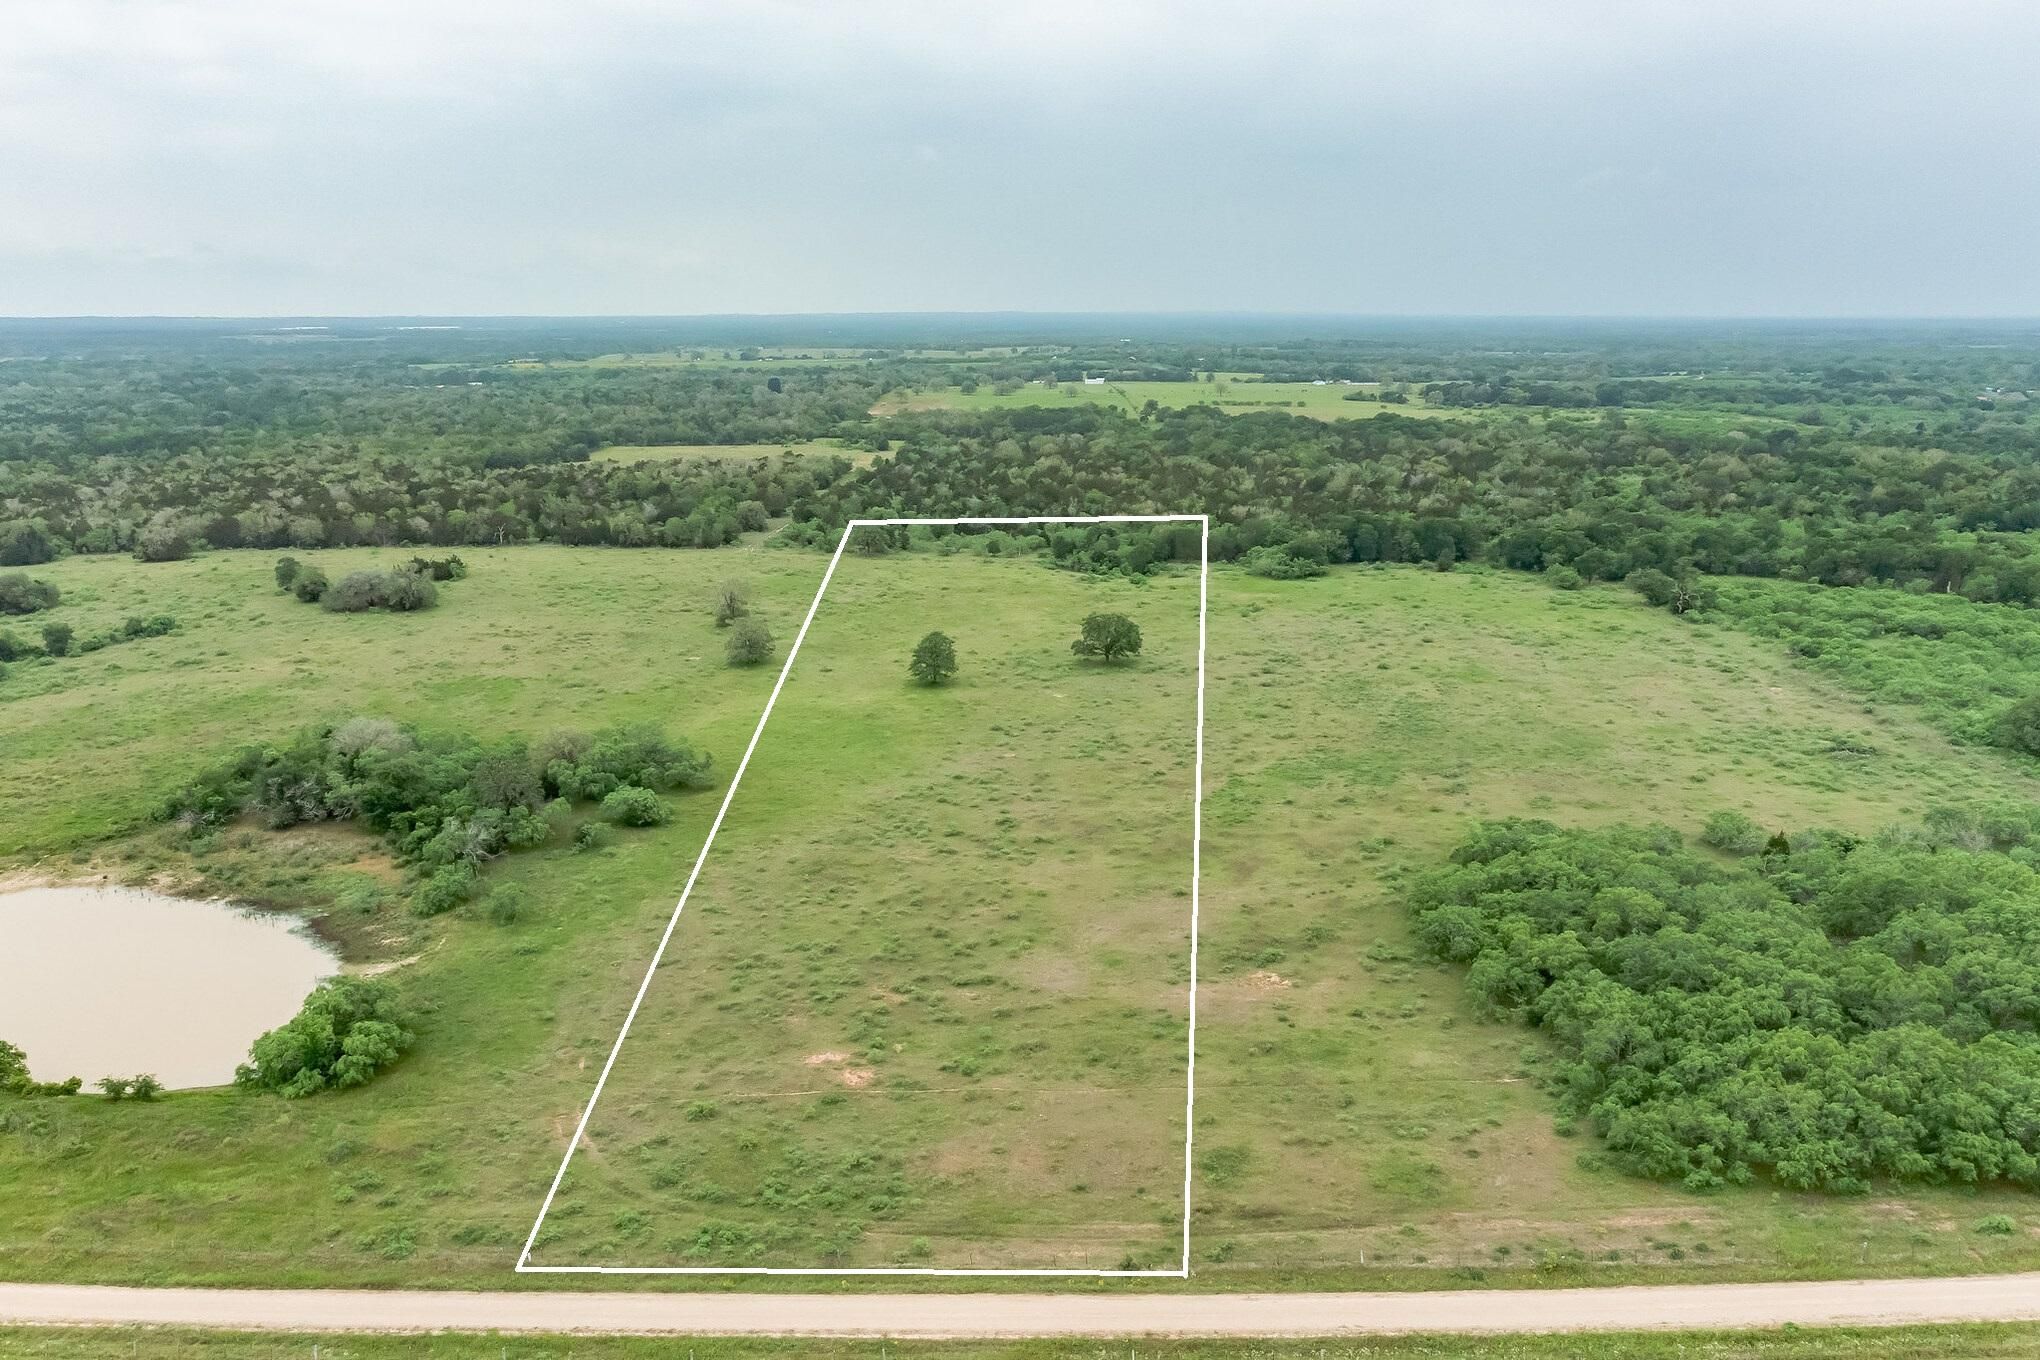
588, 440, 856, 465
6, 1325, 2040, 1360
4, 550, 2040, 1288
530, 538, 1202, 1269
871, 380, 1458, 422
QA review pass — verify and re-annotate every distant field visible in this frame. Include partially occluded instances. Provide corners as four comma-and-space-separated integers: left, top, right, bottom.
509, 352, 865, 370
873, 379, 1459, 422
7, 551, 2040, 1289
590, 440, 856, 465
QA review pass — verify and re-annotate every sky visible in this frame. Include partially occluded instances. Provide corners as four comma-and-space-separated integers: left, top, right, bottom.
3, 0, 2037, 318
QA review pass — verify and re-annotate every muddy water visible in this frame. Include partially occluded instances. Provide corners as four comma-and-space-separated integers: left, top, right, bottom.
0, 885, 338, 1090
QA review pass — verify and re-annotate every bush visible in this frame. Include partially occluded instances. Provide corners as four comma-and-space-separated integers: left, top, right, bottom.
482, 884, 531, 926
909, 631, 958, 685
1700, 810, 1766, 855
405, 555, 467, 581
96, 1076, 133, 1100
292, 566, 330, 602
274, 557, 302, 589
543, 724, 711, 801
1, 1040, 28, 1089
726, 617, 775, 666
1239, 545, 1327, 579
572, 821, 609, 852
413, 862, 479, 916
1996, 694, 2040, 758
39, 621, 72, 657
1625, 568, 1679, 608
712, 578, 750, 627
235, 977, 413, 1097
1545, 564, 1584, 591
134, 521, 194, 562
0, 573, 59, 615
322, 569, 436, 613
600, 785, 672, 827
380, 570, 437, 611
0, 630, 27, 661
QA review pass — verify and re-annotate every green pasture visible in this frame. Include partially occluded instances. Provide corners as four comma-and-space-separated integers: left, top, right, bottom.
3, 551, 2039, 1288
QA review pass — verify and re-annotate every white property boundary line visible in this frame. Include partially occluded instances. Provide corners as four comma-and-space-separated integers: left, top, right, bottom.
517, 513, 1211, 1279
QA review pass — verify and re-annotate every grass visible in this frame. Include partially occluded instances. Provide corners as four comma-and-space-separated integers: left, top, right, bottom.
528, 535, 1202, 1269
7, 1325, 2040, 1359
870, 380, 1460, 422
4, 552, 2040, 1288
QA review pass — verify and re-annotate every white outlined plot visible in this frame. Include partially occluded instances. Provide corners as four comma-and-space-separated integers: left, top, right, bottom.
517, 514, 1209, 1278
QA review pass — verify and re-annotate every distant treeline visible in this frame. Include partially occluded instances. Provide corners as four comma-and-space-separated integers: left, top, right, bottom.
2, 328, 2036, 612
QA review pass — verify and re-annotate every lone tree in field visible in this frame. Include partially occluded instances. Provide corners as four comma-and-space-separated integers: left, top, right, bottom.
711, 577, 751, 628
726, 616, 775, 667
909, 631, 957, 686
1071, 612, 1141, 664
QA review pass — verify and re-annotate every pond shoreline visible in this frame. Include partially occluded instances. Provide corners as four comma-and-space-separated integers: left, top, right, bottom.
1, 880, 344, 1090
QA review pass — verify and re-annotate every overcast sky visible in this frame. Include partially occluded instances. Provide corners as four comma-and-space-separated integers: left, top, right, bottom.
3, 0, 2036, 317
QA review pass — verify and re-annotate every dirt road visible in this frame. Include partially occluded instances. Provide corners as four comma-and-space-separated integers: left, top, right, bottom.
4, 1274, 2040, 1337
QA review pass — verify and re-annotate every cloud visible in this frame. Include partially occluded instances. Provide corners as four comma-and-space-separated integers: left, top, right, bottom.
2, 0, 2036, 314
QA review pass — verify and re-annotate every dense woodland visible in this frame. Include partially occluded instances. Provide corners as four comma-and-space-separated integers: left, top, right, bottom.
1412, 815, 2040, 1192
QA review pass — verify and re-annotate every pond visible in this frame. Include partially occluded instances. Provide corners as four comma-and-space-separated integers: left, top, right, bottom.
0, 884, 339, 1090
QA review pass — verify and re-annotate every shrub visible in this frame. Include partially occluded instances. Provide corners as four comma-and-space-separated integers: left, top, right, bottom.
322, 570, 383, 612
404, 554, 467, 581
274, 557, 302, 589
572, 821, 609, 852
1996, 694, 2040, 758
0, 1040, 27, 1089
0, 573, 59, 615
379, 570, 437, 612
235, 977, 413, 1097
96, 1076, 133, 1100
1700, 810, 1766, 855
129, 1074, 162, 1101
119, 614, 177, 639
726, 617, 774, 666
134, 521, 194, 562
413, 862, 479, 916
543, 724, 711, 800
601, 785, 672, 827
1071, 612, 1142, 663
38, 621, 72, 657
292, 566, 330, 602
0, 630, 26, 662
712, 578, 751, 627
909, 631, 957, 685
482, 884, 531, 926
1975, 1214, 2017, 1236
322, 569, 436, 613
330, 716, 412, 759
1546, 564, 1584, 591
0, 1041, 81, 1096
1626, 568, 1679, 608
1239, 545, 1327, 580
